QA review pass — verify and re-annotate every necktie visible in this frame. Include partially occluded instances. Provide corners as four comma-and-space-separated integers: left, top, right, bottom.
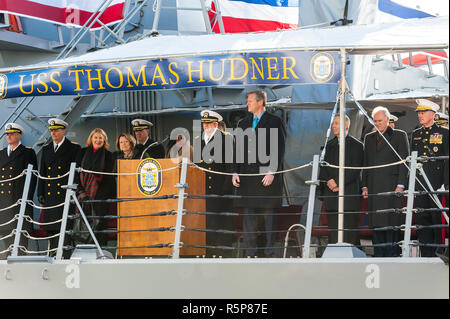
376, 133, 382, 149
54, 144, 59, 152
252, 117, 259, 131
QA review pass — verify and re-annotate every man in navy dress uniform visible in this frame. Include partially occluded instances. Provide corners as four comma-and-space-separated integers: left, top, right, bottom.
37, 118, 81, 257
131, 119, 165, 159
0, 123, 37, 259
410, 99, 449, 257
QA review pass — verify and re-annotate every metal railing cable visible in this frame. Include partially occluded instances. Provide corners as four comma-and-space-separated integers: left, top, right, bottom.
74, 194, 176, 204
72, 210, 177, 219
67, 226, 172, 235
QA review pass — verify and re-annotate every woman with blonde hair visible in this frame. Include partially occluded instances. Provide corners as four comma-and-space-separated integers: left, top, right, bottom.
74, 128, 115, 247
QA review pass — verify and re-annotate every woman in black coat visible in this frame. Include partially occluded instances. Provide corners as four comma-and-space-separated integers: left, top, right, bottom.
75, 128, 116, 247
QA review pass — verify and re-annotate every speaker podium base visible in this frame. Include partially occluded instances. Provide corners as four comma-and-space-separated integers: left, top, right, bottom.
322, 242, 366, 258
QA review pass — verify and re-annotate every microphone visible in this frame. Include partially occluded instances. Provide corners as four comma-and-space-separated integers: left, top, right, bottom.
140, 135, 169, 160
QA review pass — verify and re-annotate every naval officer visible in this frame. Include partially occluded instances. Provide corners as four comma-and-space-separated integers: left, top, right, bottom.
37, 118, 81, 257
131, 119, 165, 159
389, 114, 398, 129
411, 99, 449, 257
434, 112, 449, 128
196, 110, 235, 257
0, 123, 37, 259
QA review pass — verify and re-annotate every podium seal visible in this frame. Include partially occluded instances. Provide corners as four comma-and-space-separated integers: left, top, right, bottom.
137, 158, 163, 196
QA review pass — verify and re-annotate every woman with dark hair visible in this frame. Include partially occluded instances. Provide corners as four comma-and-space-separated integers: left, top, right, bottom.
113, 133, 148, 162
75, 128, 115, 247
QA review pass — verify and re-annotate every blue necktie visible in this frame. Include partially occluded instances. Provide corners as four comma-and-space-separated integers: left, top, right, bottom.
252, 116, 259, 131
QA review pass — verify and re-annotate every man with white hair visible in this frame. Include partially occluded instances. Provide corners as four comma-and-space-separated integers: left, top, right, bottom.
411, 99, 449, 258
0, 123, 37, 259
362, 106, 409, 257
195, 110, 235, 257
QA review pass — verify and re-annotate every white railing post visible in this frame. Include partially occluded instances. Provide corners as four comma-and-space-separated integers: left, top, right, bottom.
403, 152, 418, 257
172, 157, 188, 258
55, 162, 77, 260
303, 155, 320, 258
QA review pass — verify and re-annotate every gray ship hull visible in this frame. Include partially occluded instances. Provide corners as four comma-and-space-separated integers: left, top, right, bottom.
1, 257, 448, 299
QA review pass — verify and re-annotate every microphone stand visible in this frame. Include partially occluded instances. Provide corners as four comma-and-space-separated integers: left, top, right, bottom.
140, 136, 169, 160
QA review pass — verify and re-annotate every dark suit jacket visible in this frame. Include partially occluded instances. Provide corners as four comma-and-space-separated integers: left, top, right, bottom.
233, 111, 286, 209
38, 138, 81, 231
0, 144, 37, 229
362, 127, 409, 227
319, 135, 363, 212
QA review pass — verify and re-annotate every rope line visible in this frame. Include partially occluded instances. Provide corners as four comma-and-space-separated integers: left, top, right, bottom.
24, 215, 62, 226
0, 231, 14, 241
0, 215, 18, 228
0, 202, 20, 212
189, 162, 312, 177
79, 165, 180, 176
0, 170, 26, 183
26, 200, 65, 210
321, 159, 408, 170
32, 170, 70, 180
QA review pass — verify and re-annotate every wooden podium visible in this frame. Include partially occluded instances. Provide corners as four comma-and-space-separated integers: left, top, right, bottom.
117, 158, 205, 256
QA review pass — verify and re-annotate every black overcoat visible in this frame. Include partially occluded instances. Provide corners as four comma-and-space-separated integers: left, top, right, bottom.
0, 144, 37, 231
319, 135, 363, 212
362, 127, 409, 227
233, 111, 286, 209
75, 147, 116, 208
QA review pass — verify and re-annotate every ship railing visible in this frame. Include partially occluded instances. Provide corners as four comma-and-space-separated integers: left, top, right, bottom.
1, 153, 448, 260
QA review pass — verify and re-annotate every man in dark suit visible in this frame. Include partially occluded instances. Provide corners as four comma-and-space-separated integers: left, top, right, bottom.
232, 90, 286, 257
362, 106, 409, 257
195, 110, 235, 257
132, 119, 165, 159
319, 114, 363, 246
411, 99, 449, 257
37, 118, 81, 257
0, 123, 37, 259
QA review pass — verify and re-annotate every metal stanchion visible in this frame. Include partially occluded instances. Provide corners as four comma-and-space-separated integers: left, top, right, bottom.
403, 151, 418, 257
172, 157, 189, 259
56, 162, 77, 260
303, 155, 320, 258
